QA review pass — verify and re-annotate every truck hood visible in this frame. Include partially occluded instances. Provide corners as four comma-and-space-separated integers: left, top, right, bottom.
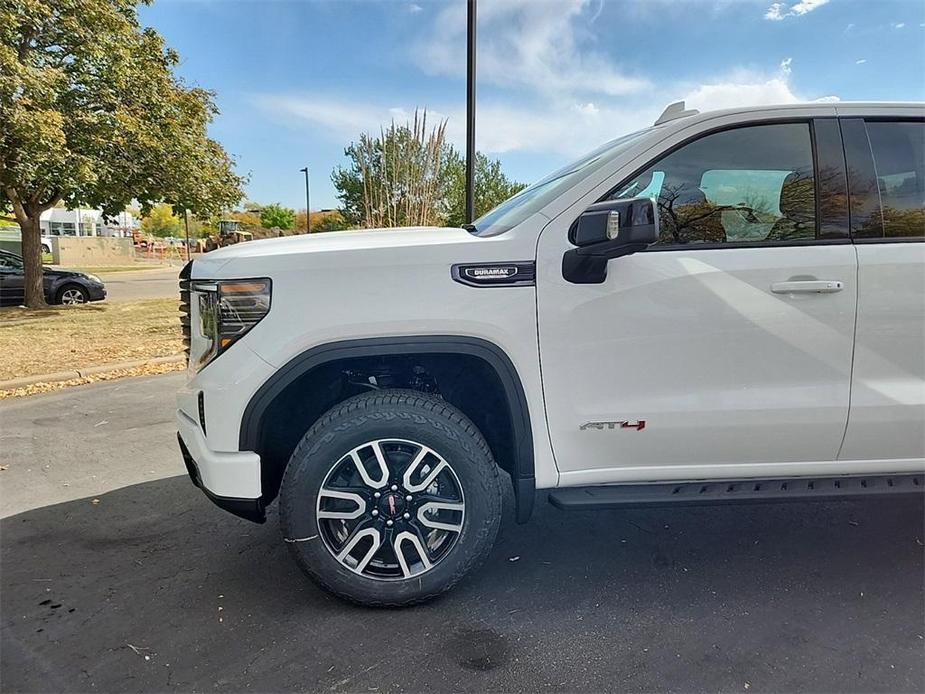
203, 226, 473, 261
192, 225, 493, 278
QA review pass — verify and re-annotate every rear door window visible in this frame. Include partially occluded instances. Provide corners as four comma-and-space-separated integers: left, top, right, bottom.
865, 121, 925, 238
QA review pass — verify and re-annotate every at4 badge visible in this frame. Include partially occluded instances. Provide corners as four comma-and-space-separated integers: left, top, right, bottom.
579, 420, 646, 431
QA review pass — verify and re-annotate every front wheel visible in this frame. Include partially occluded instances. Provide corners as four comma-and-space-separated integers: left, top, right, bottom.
279, 390, 503, 606
57, 284, 89, 305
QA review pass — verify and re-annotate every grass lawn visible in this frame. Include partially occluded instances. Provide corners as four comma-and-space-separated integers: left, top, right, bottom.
39, 260, 171, 273
0, 298, 183, 381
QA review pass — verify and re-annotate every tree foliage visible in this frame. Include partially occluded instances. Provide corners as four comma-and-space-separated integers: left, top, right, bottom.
332, 111, 524, 229
217, 210, 259, 230
259, 203, 296, 230
0, 0, 244, 306
442, 150, 526, 227
333, 110, 449, 228
141, 203, 181, 238
296, 209, 351, 233
139, 202, 206, 238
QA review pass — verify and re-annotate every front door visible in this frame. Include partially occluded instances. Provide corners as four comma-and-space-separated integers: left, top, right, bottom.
0, 254, 25, 306
536, 121, 859, 485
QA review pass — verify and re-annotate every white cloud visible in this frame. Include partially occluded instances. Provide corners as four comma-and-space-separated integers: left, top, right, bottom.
765, 2, 787, 20
252, 4, 839, 165
856, 58, 867, 64
682, 75, 798, 112
252, 93, 658, 157
413, 0, 648, 97
407, 3, 422, 13
677, 58, 825, 112
765, 0, 829, 20
791, 0, 830, 16
891, 22, 905, 29
252, 56, 834, 161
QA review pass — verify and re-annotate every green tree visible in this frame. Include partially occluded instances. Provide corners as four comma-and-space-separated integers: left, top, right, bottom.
0, 0, 244, 307
443, 150, 526, 227
297, 209, 351, 233
332, 114, 524, 229
259, 203, 296, 230
331, 166, 365, 227
332, 109, 449, 228
141, 203, 181, 238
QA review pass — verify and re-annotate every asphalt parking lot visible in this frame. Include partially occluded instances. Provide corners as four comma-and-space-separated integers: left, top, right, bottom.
2, 376, 923, 693
100, 267, 181, 302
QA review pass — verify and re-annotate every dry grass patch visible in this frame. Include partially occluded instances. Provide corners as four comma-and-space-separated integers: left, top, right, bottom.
0, 298, 183, 381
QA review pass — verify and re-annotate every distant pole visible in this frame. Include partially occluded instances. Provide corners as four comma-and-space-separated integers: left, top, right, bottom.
183, 210, 191, 261
300, 167, 311, 233
465, 0, 476, 224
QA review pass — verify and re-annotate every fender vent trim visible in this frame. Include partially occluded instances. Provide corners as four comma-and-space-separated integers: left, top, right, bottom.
451, 262, 536, 288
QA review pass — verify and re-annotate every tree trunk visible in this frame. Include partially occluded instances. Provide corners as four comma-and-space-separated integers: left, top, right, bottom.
19, 215, 47, 309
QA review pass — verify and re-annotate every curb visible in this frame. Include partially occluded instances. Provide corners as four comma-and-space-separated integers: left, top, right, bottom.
0, 354, 185, 390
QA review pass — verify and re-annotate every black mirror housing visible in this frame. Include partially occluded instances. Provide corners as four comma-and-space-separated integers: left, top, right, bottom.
568, 197, 659, 248
563, 197, 660, 284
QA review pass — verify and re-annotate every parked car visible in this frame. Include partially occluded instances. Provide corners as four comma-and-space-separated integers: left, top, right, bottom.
0, 250, 106, 306
176, 101, 925, 606
0, 229, 52, 254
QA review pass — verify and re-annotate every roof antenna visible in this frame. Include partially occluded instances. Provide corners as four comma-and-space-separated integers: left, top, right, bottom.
654, 101, 699, 126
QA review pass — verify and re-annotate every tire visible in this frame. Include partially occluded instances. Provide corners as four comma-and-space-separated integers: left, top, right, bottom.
56, 284, 89, 305
279, 389, 503, 606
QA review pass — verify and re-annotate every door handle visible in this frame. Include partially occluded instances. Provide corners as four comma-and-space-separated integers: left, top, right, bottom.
770, 280, 844, 294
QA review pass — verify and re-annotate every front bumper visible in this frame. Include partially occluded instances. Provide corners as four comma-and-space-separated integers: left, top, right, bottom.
176, 409, 265, 523
87, 284, 106, 301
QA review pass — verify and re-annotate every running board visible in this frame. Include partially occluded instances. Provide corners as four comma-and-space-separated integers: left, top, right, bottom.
548, 474, 924, 510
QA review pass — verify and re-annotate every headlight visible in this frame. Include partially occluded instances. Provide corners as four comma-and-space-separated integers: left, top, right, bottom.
85, 274, 103, 284
190, 278, 271, 371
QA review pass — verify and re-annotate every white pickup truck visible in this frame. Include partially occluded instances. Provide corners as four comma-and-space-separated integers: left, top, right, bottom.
177, 101, 925, 606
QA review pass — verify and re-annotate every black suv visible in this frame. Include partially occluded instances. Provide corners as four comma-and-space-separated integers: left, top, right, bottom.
0, 250, 107, 306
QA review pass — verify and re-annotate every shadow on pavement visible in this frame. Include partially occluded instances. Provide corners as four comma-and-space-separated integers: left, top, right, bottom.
2, 475, 923, 693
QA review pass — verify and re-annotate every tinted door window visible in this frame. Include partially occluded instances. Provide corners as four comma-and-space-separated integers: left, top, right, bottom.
0, 253, 24, 271
866, 121, 925, 238
610, 123, 817, 246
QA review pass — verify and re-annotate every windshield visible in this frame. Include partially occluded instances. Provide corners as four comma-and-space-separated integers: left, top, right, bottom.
468, 127, 656, 237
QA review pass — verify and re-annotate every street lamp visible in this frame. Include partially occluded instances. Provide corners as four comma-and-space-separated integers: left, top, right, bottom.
183, 209, 191, 261
465, 0, 477, 224
300, 167, 311, 234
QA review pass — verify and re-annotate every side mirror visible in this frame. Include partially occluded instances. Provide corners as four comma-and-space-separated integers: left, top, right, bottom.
563, 197, 659, 284
569, 197, 659, 248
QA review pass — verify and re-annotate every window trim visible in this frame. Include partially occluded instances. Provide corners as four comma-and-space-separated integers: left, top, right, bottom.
601, 117, 851, 251
848, 117, 925, 244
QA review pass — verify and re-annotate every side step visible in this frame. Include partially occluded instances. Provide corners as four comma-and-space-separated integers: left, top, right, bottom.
548, 474, 924, 510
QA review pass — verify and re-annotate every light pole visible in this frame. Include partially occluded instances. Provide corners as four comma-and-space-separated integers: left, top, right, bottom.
300, 167, 311, 234
465, 0, 477, 224
183, 209, 191, 261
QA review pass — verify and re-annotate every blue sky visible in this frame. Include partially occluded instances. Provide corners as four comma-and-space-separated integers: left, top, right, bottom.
140, 0, 925, 211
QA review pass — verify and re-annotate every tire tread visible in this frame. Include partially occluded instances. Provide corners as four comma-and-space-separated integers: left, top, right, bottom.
279, 389, 502, 607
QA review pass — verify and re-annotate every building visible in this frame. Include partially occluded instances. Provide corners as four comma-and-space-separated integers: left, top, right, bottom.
39, 208, 139, 238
